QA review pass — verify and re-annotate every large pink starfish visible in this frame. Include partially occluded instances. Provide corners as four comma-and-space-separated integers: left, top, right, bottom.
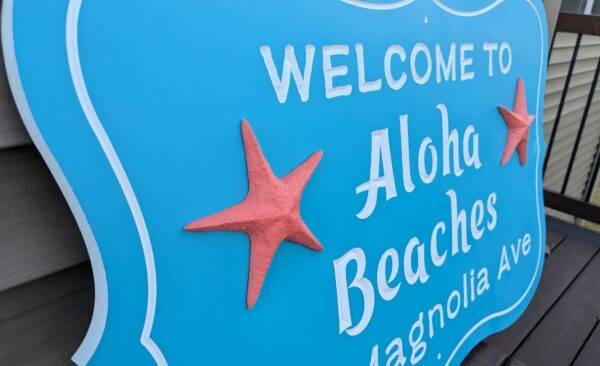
185, 120, 324, 309
498, 78, 536, 166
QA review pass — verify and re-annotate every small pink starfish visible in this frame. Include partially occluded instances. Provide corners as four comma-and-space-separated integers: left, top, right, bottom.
185, 120, 324, 309
498, 78, 535, 166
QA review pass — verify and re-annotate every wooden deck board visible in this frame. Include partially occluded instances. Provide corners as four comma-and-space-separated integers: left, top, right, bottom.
485, 237, 599, 356
462, 344, 507, 366
572, 321, 600, 366
546, 229, 566, 252
509, 251, 600, 365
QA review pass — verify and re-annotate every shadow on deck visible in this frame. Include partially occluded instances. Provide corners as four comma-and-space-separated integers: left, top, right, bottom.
464, 217, 600, 366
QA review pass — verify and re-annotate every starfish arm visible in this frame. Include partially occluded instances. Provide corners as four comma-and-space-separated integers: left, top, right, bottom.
187, 120, 325, 309
501, 132, 522, 166
283, 151, 323, 195
246, 228, 285, 309
241, 120, 277, 191
516, 134, 529, 166
184, 200, 252, 232
498, 106, 528, 128
287, 219, 324, 252
513, 78, 528, 116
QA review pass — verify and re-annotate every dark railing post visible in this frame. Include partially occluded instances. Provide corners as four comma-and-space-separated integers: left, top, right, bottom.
544, 33, 583, 176
548, 31, 556, 64
583, 143, 600, 202
543, 12, 600, 223
561, 56, 600, 195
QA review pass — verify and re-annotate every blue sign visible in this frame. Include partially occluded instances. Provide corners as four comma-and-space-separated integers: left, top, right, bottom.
3, 0, 548, 364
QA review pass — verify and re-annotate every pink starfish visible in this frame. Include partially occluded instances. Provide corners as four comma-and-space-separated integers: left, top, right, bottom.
185, 120, 324, 309
498, 78, 536, 166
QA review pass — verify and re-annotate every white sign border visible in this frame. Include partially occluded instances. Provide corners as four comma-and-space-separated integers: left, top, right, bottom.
1, 0, 546, 365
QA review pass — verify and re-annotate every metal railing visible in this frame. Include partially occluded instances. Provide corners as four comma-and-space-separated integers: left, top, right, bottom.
544, 11, 600, 224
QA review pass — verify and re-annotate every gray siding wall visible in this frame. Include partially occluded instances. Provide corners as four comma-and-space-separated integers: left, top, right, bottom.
0, 44, 93, 364
544, 33, 600, 200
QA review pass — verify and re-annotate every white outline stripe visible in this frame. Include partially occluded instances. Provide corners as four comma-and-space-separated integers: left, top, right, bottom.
4, 0, 545, 364
66, 1, 166, 365
341, 1, 547, 363
443, 0, 546, 364
339, 0, 415, 10
432, 0, 505, 17
340, 0, 504, 14
1, 0, 108, 364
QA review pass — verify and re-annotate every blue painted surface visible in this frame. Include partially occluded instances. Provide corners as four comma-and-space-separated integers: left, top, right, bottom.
5, 0, 547, 364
